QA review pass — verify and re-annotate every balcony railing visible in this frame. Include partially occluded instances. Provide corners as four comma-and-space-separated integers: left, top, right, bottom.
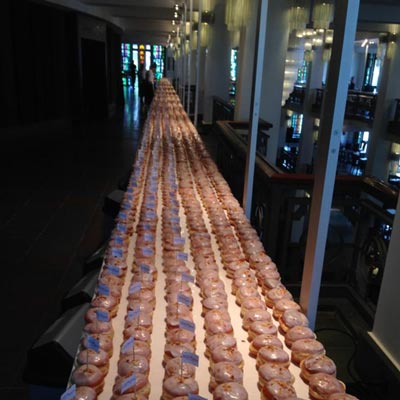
312, 89, 377, 122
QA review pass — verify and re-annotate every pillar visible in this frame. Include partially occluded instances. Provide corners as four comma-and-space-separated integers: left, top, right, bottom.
367, 36, 400, 180
234, 0, 258, 120
202, 0, 231, 124
297, 47, 326, 173
370, 192, 400, 368
258, 0, 290, 165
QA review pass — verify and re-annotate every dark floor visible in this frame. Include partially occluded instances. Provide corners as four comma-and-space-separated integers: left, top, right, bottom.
0, 86, 143, 400
0, 88, 388, 400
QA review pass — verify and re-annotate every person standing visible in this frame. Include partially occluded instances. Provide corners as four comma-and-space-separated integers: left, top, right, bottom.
138, 64, 146, 103
144, 63, 157, 106
130, 61, 137, 87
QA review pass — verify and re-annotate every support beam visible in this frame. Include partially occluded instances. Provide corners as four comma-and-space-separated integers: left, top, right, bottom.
299, 0, 360, 329
187, 0, 193, 115
194, 0, 202, 127
243, 0, 268, 218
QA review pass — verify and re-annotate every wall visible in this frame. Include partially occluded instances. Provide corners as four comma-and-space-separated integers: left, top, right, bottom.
0, 0, 123, 128
1, 0, 79, 127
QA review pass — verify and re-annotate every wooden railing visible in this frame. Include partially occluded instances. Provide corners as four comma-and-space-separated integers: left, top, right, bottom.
312, 88, 377, 122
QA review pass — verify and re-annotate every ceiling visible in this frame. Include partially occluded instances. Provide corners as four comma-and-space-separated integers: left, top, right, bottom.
75, 0, 400, 45
78, 0, 199, 45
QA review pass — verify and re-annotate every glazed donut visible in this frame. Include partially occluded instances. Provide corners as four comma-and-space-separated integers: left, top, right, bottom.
284, 326, 316, 348
308, 373, 346, 400
249, 334, 283, 357
113, 373, 150, 397
272, 299, 301, 320
265, 287, 293, 308
77, 349, 109, 375
117, 354, 149, 376
256, 345, 290, 369
300, 354, 336, 382
213, 382, 248, 400
248, 321, 278, 340
72, 364, 104, 394
258, 363, 294, 388
291, 339, 325, 365
210, 345, 244, 368
261, 379, 297, 400
279, 309, 309, 334
209, 361, 244, 392
242, 308, 272, 331
81, 333, 113, 356
74, 386, 97, 400
165, 356, 196, 378
162, 376, 199, 400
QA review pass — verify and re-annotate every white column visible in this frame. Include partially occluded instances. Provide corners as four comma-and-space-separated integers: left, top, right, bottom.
243, 0, 269, 218
297, 47, 325, 173
367, 37, 400, 180
234, 0, 258, 120
258, 0, 290, 165
202, 0, 231, 124
369, 36, 400, 369
299, 0, 360, 329
370, 193, 400, 369
194, 1, 203, 127
187, 0, 193, 114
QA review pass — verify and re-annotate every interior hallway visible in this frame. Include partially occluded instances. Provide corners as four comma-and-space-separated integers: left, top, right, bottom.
0, 86, 143, 400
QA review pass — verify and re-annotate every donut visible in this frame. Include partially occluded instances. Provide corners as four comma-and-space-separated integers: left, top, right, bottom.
300, 354, 336, 382
165, 357, 196, 378
81, 333, 113, 356
71, 364, 104, 394
210, 345, 244, 368
213, 382, 248, 400
209, 361, 244, 392
113, 373, 150, 397
249, 334, 283, 357
77, 349, 109, 375
279, 309, 309, 334
242, 308, 272, 331
248, 321, 278, 340
308, 373, 346, 400
272, 299, 301, 320
117, 354, 149, 376
261, 379, 297, 400
265, 287, 293, 308
258, 363, 294, 388
291, 339, 325, 365
162, 376, 199, 400
256, 345, 290, 369
284, 326, 316, 348
74, 386, 97, 400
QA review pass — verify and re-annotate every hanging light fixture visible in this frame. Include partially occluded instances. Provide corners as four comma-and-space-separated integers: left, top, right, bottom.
225, 0, 251, 32
288, 1, 308, 33
312, 1, 334, 30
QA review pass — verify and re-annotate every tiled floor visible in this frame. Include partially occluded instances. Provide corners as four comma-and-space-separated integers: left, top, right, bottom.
0, 87, 143, 399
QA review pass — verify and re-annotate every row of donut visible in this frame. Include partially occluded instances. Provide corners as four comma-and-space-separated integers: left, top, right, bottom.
111, 121, 163, 399
171, 119, 248, 400
65, 115, 155, 399
169, 81, 358, 400
159, 127, 201, 399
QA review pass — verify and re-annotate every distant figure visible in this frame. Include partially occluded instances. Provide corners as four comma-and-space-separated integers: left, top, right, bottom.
130, 61, 137, 87
138, 64, 146, 104
144, 63, 157, 106
349, 76, 355, 90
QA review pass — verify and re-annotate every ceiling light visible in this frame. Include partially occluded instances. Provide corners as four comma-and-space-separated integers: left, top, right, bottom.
361, 38, 368, 47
